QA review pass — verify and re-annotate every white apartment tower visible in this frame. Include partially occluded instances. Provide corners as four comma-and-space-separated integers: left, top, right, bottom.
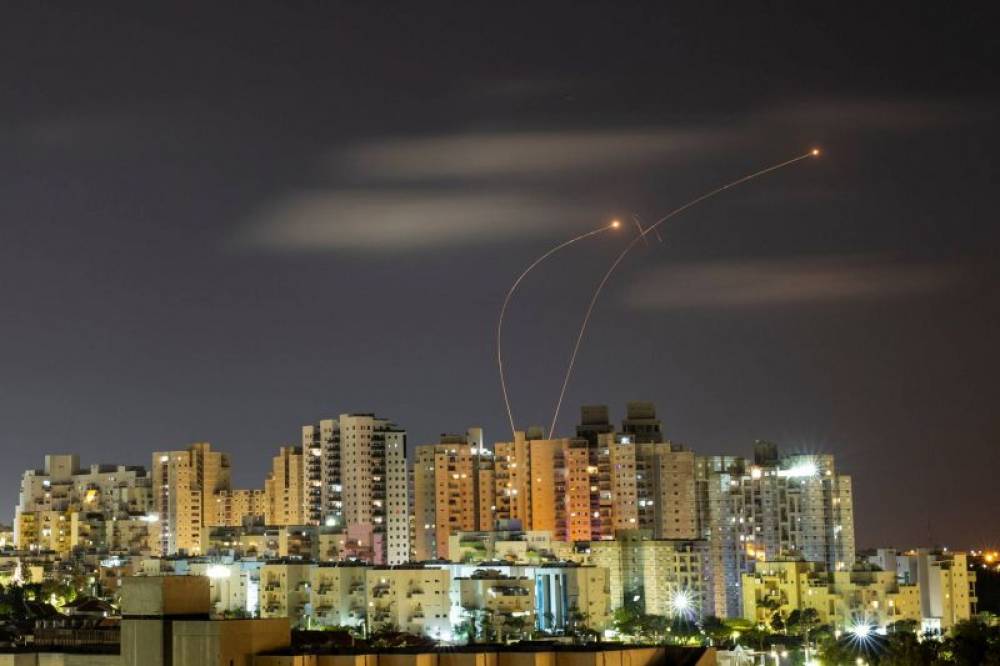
302, 413, 409, 564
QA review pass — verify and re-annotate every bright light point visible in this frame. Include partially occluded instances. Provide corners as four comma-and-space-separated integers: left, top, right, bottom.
670, 589, 694, 619
851, 622, 871, 638
611, 219, 621, 228
811, 148, 821, 156
206, 564, 231, 580
779, 460, 819, 478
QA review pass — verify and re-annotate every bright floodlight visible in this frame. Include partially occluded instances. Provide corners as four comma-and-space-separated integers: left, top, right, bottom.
850, 622, 871, 638
206, 564, 231, 580
611, 219, 621, 228
670, 590, 694, 618
780, 460, 819, 478
811, 148, 821, 156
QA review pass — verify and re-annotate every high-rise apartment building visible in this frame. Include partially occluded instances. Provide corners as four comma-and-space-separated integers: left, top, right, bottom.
152, 442, 232, 556
696, 442, 855, 617
208, 489, 267, 527
695, 455, 746, 618
586, 531, 711, 617
263, 446, 305, 526
490, 429, 637, 542
576, 403, 698, 539
485, 404, 694, 543
301, 413, 408, 564
412, 429, 485, 561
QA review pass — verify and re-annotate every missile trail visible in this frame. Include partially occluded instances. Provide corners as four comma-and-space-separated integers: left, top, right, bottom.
499, 220, 619, 438
547, 149, 820, 438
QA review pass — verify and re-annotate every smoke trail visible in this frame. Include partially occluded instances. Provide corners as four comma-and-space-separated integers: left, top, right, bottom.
498, 221, 619, 438
547, 150, 819, 437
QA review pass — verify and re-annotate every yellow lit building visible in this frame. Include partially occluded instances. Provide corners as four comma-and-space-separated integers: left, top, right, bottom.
209, 488, 267, 527
741, 560, 921, 630
367, 566, 452, 638
412, 430, 484, 561
14, 454, 154, 552
491, 430, 636, 542
152, 442, 232, 555
259, 561, 313, 627
453, 570, 535, 638
585, 534, 710, 618
264, 445, 306, 526
309, 563, 368, 629
891, 548, 977, 633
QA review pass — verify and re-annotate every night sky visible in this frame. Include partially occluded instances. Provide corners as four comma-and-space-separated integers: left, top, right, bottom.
2, 3, 997, 549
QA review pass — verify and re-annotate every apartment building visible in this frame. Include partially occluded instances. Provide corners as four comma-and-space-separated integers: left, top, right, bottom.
301, 413, 409, 564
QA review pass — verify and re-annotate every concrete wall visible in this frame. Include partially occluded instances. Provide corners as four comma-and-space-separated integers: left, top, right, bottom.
0, 655, 37, 666
173, 618, 291, 666
121, 576, 211, 616
439, 653, 497, 666
247, 647, 714, 666
0, 656, 122, 666
121, 618, 167, 666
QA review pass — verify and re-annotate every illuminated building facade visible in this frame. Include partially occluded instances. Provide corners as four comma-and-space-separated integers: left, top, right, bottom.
152, 442, 232, 555
367, 565, 452, 638
263, 445, 305, 526
412, 428, 486, 561
696, 443, 856, 617
301, 413, 409, 564
741, 559, 922, 630
14, 454, 153, 552
868, 548, 977, 633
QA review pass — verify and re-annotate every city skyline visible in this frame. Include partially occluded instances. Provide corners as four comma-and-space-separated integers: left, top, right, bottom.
2, 3, 998, 556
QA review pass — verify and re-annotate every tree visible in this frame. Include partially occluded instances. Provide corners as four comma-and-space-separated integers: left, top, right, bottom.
503, 614, 530, 642
877, 631, 937, 666
885, 618, 918, 634
700, 615, 732, 647
666, 617, 700, 646
769, 610, 785, 633
937, 619, 1000, 666
567, 605, 596, 643
612, 606, 642, 638
739, 626, 770, 652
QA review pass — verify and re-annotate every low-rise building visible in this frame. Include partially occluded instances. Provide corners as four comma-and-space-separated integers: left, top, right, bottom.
309, 563, 368, 629
741, 560, 921, 630
367, 565, 452, 639
447, 529, 568, 564
259, 561, 313, 626
866, 547, 977, 633
452, 569, 535, 640
431, 561, 611, 634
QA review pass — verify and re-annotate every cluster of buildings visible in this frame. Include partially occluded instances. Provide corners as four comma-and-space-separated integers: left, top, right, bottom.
2, 402, 976, 644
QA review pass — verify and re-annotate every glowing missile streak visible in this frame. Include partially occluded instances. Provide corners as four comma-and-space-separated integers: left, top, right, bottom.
633, 213, 663, 244
499, 220, 620, 438
632, 215, 650, 246
547, 150, 821, 437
